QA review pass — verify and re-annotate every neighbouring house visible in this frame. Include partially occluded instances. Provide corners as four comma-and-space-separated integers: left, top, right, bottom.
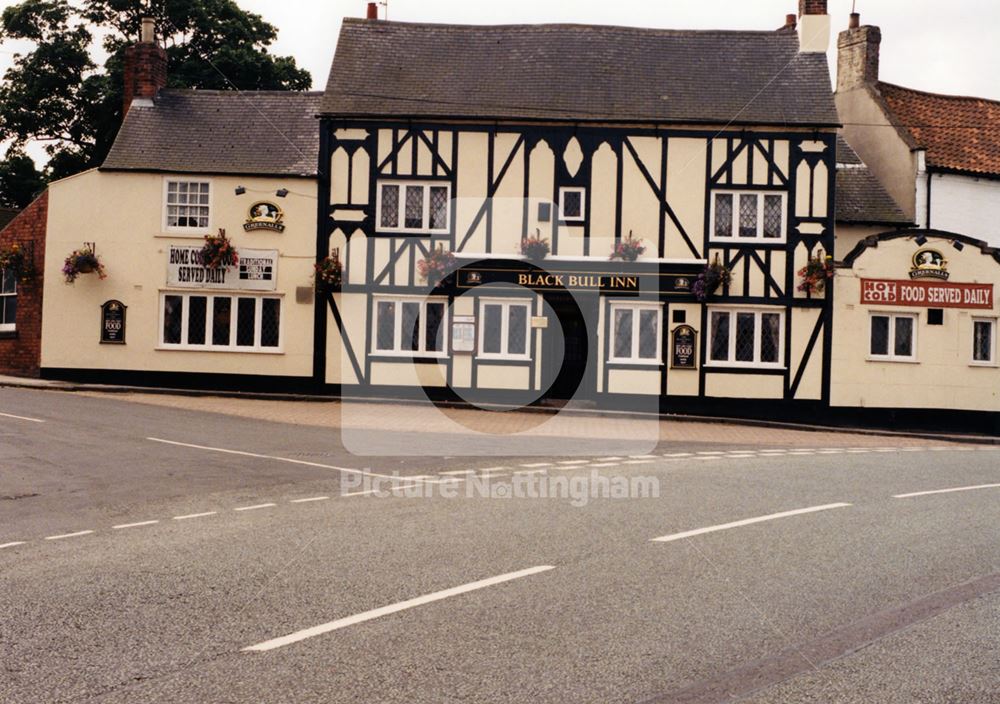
37, 19, 322, 391
0, 194, 47, 377
836, 13, 1000, 245
318, 1, 840, 420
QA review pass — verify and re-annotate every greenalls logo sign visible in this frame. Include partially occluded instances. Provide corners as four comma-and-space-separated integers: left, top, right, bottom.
910, 248, 949, 281
243, 201, 285, 233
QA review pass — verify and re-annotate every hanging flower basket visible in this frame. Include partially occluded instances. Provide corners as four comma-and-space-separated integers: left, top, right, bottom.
520, 230, 550, 262
200, 229, 239, 270
62, 246, 107, 284
0, 243, 34, 283
692, 254, 732, 302
798, 251, 835, 296
610, 231, 646, 262
314, 252, 343, 290
417, 244, 457, 287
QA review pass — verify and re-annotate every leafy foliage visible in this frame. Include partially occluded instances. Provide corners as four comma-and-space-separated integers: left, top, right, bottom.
0, 0, 311, 203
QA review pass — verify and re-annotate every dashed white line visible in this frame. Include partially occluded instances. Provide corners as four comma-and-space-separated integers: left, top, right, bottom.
893, 483, 1000, 499
439, 469, 476, 476
589, 462, 619, 468
234, 503, 277, 512
0, 541, 26, 549
173, 511, 217, 521
520, 462, 553, 468
623, 459, 655, 465
0, 411, 45, 423
112, 520, 159, 530
651, 503, 853, 543
290, 496, 330, 504
596, 456, 625, 461
477, 466, 508, 473
242, 565, 556, 652
557, 460, 591, 466
628, 454, 658, 459
694, 456, 723, 461
662, 453, 693, 458
514, 469, 547, 476
696, 451, 726, 456
45, 530, 94, 541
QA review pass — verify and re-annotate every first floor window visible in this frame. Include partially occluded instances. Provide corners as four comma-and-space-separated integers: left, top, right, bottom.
559, 187, 586, 221
711, 190, 786, 241
0, 268, 16, 332
708, 307, 783, 367
374, 297, 447, 356
869, 313, 916, 361
165, 180, 211, 230
972, 318, 996, 365
610, 303, 661, 363
479, 299, 530, 359
377, 181, 450, 233
160, 293, 281, 351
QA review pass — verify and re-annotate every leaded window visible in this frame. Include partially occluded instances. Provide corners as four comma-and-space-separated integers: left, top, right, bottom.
161, 293, 281, 352
869, 313, 916, 362
380, 185, 399, 228
708, 308, 784, 367
374, 297, 447, 356
712, 191, 786, 242
714, 194, 733, 238
973, 319, 995, 364
739, 194, 758, 238
377, 181, 451, 233
611, 303, 661, 363
479, 300, 531, 360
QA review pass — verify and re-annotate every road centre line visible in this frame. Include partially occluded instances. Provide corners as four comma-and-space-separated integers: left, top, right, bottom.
663, 452, 693, 458
45, 530, 94, 541
290, 496, 330, 504
234, 503, 276, 512
629, 454, 658, 459
558, 460, 591, 465
439, 469, 476, 475
477, 466, 507, 473
0, 411, 45, 423
173, 512, 217, 521
623, 459, 655, 465
514, 469, 547, 475
0, 541, 26, 549
650, 503, 853, 543
893, 483, 1000, 499
597, 456, 624, 461
112, 520, 159, 530
243, 565, 556, 653
589, 462, 619, 468
696, 451, 725, 455
146, 437, 420, 483
520, 462, 552, 468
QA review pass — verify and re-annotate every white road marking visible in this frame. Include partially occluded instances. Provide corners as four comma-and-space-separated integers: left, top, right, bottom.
900, 447, 924, 452
45, 530, 94, 541
477, 466, 508, 473
893, 483, 1000, 499
846, 449, 872, 454
243, 565, 556, 653
650, 503, 852, 543
234, 503, 277, 512
596, 456, 625, 461
341, 488, 384, 497
112, 520, 159, 530
514, 469, 547, 476
725, 454, 757, 458
696, 451, 725, 455
663, 453, 693, 458
519, 462, 552, 468
290, 496, 330, 504
694, 456, 722, 461
589, 462, 619, 468
816, 450, 844, 454
0, 541, 26, 549
439, 469, 476, 476
147, 437, 419, 483
0, 411, 45, 423
623, 459, 654, 465
558, 460, 591, 466
628, 454, 658, 459
173, 512, 217, 521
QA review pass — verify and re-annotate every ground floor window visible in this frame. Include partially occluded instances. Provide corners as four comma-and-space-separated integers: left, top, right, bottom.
160, 293, 281, 351
374, 297, 447, 356
869, 312, 916, 362
972, 318, 996, 365
0, 268, 15, 332
610, 302, 661, 364
708, 307, 784, 367
479, 299, 530, 359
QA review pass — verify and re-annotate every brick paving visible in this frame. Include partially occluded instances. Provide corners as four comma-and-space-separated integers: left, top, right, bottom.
77, 391, 947, 448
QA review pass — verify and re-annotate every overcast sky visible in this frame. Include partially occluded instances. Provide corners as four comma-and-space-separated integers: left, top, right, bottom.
1, 0, 997, 165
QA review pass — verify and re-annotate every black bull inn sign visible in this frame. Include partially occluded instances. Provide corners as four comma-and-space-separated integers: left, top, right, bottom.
453, 262, 702, 295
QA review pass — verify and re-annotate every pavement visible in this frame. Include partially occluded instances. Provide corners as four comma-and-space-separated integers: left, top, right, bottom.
1, 386, 998, 703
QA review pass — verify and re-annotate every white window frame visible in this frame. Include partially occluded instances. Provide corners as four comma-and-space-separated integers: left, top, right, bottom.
706, 306, 786, 369
157, 292, 283, 353
867, 312, 918, 363
371, 295, 449, 358
558, 187, 586, 222
0, 268, 15, 332
477, 298, 532, 361
709, 190, 787, 243
163, 179, 213, 234
375, 180, 451, 234
971, 317, 997, 367
608, 301, 663, 365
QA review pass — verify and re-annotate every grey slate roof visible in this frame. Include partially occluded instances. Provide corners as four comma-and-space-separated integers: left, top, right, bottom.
102, 90, 322, 177
322, 19, 840, 126
835, 136, 911, 225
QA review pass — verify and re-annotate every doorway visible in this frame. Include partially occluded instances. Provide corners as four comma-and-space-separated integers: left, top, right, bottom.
541, 293, 596, 401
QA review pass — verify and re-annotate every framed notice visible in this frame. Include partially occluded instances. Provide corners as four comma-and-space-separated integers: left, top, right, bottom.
100, 300, 127, 345
166, 246, 278, 291
451, 315, 476, 354
671, 325, 697, 369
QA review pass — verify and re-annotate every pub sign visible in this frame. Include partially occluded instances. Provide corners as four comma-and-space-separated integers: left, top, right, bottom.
100, 300, 127, 344
671, 325, 697, 369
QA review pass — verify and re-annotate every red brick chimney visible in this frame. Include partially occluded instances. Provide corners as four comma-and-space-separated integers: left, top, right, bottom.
123, 18, 167, 114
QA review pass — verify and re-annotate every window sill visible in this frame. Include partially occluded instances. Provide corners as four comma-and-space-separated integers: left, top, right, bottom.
370, 353, 448, 361
476, 355, 532, 363
156, 230, 212, 239
704, 362, 786, 370
607, 359, 663, 367
969, 362, 998, 368
865, 357, 919, 364
0, 330, 17, 340
156, 346, 284, 354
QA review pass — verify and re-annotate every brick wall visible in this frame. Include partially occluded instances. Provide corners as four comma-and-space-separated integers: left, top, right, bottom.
0, 190, 48, 377
123, 42, 167, 113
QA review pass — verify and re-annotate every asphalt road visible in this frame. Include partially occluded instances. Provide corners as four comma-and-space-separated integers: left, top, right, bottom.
1, 387, 998, 703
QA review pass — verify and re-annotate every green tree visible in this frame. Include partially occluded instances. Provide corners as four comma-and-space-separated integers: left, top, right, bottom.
0, 149, 46, 209
0, 0, 311, 195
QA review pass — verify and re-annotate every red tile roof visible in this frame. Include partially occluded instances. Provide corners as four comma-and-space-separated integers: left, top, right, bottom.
877, 82, 1000, 176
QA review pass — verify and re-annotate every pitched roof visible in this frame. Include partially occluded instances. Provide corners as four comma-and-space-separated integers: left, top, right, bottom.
876, 82, 1000, 176
102, 90, 323, 177
835, 136, 911, 225
322, 19, 840, 126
